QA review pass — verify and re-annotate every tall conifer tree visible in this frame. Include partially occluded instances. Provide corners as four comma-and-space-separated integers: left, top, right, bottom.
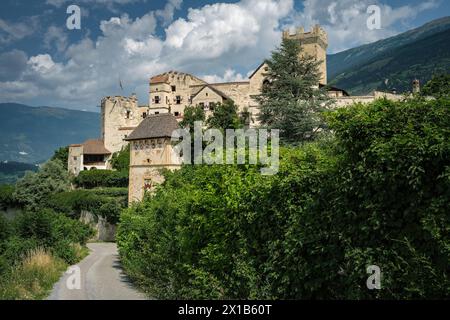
257, 38, 332, 143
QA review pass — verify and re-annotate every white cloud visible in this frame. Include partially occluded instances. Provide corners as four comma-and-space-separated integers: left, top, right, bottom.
44, 26, 68, 53
0, 17, 39, 44
28, 54, 57, 73
156, 0, 183, 26
285, 0, 440, 53
0, 0, 293, 109
201, 69, 247, 84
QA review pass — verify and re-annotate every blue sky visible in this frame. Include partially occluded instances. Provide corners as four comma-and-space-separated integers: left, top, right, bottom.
0, 0, 449, 111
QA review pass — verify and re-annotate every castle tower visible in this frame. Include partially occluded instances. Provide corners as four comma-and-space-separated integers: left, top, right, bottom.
282, 25, 328, 85
101, 94, 143, 155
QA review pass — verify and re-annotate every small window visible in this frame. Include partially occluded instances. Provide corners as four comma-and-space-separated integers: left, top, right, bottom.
155, 96, 160, 104
126, 110, 131, 119
143, 112, 147, 118
176, 96, 181, 104
206, 92, 209, 97
155, 112, 160, 115
174, 112, 180, 117
171, 85, 176, 92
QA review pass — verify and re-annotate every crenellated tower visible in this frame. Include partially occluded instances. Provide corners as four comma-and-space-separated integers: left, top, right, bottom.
282, 25, 328, 85
100, 94, 148, 155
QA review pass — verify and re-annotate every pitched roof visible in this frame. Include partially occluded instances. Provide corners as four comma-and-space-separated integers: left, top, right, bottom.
82, 139, 111, 155
191, 84, 231, 100
150, 74, 170, 84
125, 113, 180, 141
249, 61, 268, 79
319, 84, 350, 96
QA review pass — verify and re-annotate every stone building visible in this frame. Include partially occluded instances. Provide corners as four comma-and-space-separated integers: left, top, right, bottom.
125, 113, 182, 204
68, 139, 111, 176
68, 94, 149, 175
68, 24, 405, 192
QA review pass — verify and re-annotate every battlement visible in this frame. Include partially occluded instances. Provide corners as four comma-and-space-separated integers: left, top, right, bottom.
282, 24, 328, 49
101, 94, 138, 105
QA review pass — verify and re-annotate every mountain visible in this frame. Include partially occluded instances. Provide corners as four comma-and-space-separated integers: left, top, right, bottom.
328, 17, 450, 95
0, 103, 100, 164
0, 161, 38, 185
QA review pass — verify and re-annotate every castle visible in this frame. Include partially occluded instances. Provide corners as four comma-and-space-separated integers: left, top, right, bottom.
68, 25, 404, 203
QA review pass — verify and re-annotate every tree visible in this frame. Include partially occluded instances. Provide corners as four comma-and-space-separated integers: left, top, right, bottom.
207, 100, 242, 131
51, 146, 69, 170
421, 74, 450, 98
256, 38, 331, 144
180, 105, 206, 132
13, 159, 71, 211
110, 144, 130, 172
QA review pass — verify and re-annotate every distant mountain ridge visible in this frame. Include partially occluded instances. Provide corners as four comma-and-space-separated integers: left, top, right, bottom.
328, 16, 450, 94
0, 103, 100, 164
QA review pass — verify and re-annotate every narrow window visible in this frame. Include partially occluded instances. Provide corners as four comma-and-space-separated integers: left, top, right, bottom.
171, 85, 176, 92
174, 111, 180, 117
155, 96, 160, 104
126, 110, 131, 119
176, 96, 181, 104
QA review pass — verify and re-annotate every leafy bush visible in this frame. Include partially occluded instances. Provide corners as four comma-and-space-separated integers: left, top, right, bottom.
13, 159, 70, 211
110, 145, 130, 173
0, 185, 16, 210
74, 170, 129, 189
47, 188, 128, 224
51, 146, 69, 170
117, 96, 450, 299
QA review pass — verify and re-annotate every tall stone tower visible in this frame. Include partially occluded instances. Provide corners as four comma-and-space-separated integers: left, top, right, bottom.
100, 94, 147, 155
282, 25, 328, 85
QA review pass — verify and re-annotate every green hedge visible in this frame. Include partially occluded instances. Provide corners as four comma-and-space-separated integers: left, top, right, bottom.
74, 170, 128, 189
117, 97, 450, 299
47, 188, 128, 224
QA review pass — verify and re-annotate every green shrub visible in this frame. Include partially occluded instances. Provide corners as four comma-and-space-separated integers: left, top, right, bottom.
13, 159, 70, 211
0, 185, 16, 210
117, 96, 450, 299
110, 145, 130, 172
46, 189, 128, 224
74, 170, 129, 189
